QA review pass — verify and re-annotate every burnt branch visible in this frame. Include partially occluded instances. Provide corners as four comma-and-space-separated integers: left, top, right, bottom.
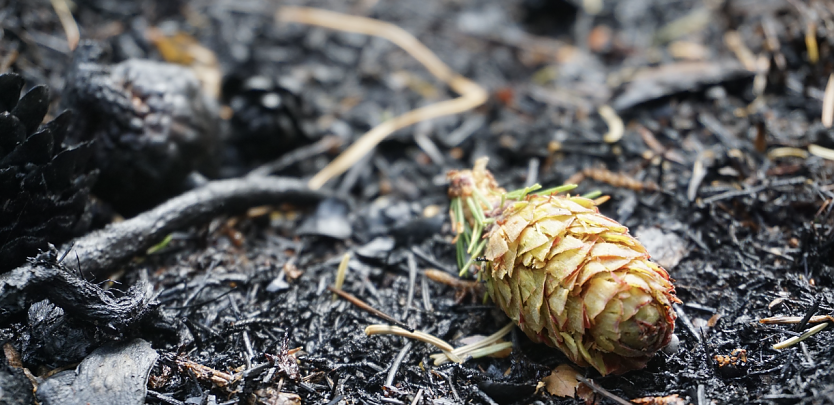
63, 176, 329, 279
0, 176, 331, 326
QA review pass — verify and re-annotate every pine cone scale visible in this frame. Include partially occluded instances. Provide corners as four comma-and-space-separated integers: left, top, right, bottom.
11, 86, 49, 134
0, 113, 27, 154
0, 73, 98, 272
0, 74, 24, 112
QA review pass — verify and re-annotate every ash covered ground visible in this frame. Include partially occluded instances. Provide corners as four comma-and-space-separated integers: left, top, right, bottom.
1, 0, 834, 404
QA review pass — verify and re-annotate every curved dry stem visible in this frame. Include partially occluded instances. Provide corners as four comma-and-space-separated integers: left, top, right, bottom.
772, 323, 828, 350
277, 6, 489, 190
759, 315, 834, 325
332, 252, 351, 301
599, 105, 624, 143
365, 324, 461, 362
431, 322, 514, 365
50, 0, 80, 50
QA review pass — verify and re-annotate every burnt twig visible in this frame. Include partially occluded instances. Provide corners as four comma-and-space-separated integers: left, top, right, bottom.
327, 286, 411, 331
575, 376, 632, 405
64, 176, 329, 279
0, 254, 154, 331
0, 176, 330, 325
384, 341, 412, 388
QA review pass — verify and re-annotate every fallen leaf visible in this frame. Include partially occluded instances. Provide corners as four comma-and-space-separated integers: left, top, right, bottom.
576, 382, 600, 405
542, 364, 580, 397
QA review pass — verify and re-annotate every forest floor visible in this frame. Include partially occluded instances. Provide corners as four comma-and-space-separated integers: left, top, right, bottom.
2, 0, 834, 404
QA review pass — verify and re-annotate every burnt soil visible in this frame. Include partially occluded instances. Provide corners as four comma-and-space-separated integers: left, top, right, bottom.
2, 0, 834, 404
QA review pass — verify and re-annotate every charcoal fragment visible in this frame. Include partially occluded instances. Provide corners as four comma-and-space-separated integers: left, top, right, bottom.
297, 198, 352, 239
222, 74, 310, 165
37, 339, 158, 405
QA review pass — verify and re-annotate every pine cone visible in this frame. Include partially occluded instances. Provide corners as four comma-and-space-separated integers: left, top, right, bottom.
61, 41, 221, 215
448, 158, 679, 375
222, 74, 309, 165
0, 73, 97, 273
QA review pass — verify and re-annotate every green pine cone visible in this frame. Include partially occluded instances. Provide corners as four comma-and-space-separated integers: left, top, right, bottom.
448, 158, 679, 375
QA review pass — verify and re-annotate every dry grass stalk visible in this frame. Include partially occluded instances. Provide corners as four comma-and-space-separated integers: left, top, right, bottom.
430, 322, 514, 365
724, 31, 757, 72
50, 0, 80, 51
822, 73, 834, 128
599, 105, 624, 143
332, 252, 350, 301
365, 325, 462, 363
806, 21, 819, 64
277, 7, 488, 190
767, 147, 809, 160
809, 144, 834, 161
772, 323, 828, 350
759, 315, 834, 324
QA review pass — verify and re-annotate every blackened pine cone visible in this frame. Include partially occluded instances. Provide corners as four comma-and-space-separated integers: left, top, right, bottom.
222, 74, 309, 164
0, 73, 98, 273
62, 40, 221, 215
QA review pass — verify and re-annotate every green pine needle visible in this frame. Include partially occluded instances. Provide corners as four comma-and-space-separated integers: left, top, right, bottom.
581, 190, 603, 199
535, 183, 578, 196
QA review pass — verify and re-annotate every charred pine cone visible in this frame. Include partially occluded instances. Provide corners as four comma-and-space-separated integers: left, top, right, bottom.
0, 73, 97, 273
222, 74, 310, 165
61, 40, 221, 215
448, 158, 679, 375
